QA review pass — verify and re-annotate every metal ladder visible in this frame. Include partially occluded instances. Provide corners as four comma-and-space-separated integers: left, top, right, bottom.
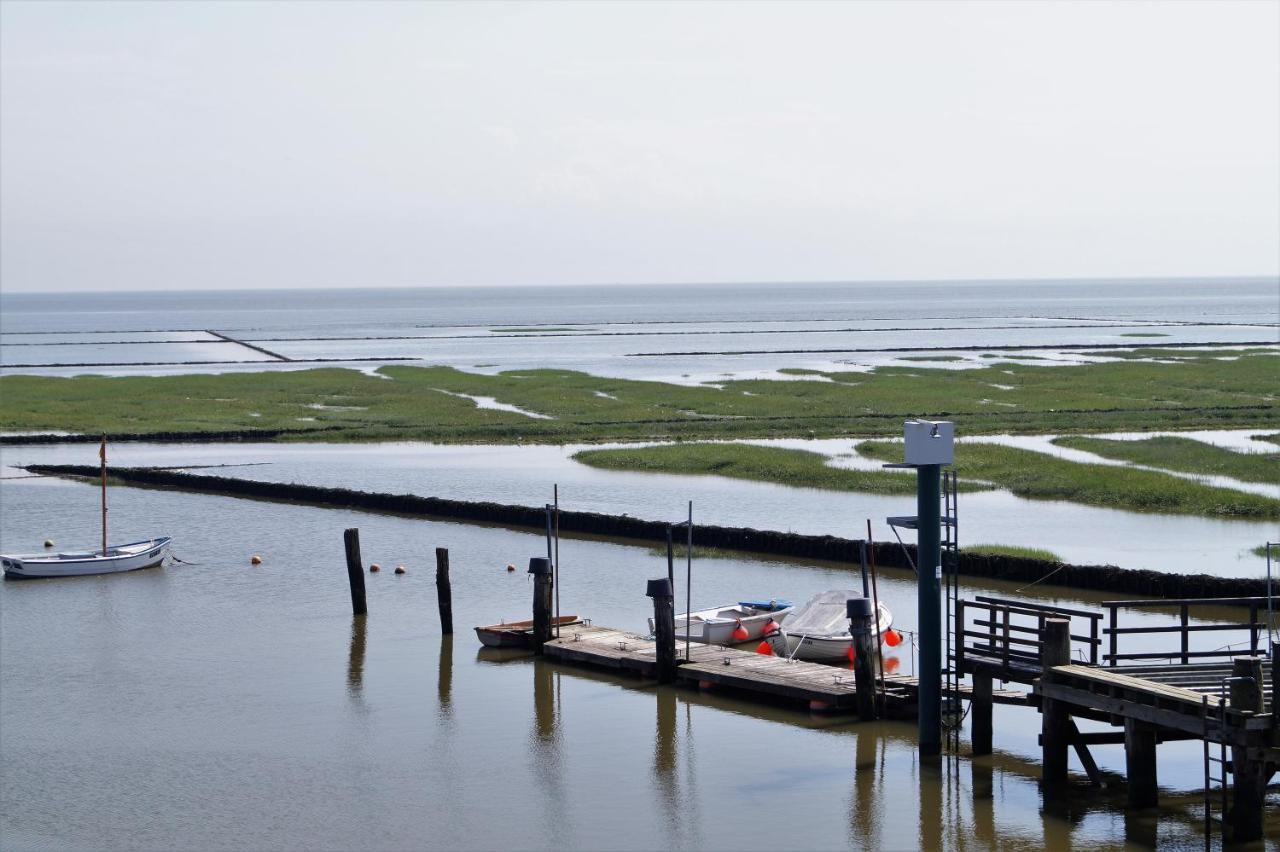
1201, 692, 1228, 850
941, 469, 962, 753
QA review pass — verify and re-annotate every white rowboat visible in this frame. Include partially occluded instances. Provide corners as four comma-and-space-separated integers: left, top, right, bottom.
2, 537, 172, 579
648, 600, 793, 645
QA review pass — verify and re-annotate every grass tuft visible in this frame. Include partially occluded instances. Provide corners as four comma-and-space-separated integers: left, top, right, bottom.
1052, 435, 1279, 485
965, 544, 1062, 561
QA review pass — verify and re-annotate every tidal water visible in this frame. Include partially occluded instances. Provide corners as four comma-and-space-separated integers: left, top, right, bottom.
1, 471, 1274, 850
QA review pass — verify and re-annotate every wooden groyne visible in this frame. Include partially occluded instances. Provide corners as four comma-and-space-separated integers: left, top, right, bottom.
24, 463, 1274, 601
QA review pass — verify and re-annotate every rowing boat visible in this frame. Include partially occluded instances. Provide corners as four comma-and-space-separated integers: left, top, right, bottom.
2, 537, 172, 579
475, 615, 581, 648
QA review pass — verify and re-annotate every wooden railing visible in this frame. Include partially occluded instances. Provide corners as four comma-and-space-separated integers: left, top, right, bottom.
956, 595, 1103, 673
1102, 597, 1278, 667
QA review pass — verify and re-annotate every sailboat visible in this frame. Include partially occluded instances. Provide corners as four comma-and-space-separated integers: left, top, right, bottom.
1, 437, 171, 579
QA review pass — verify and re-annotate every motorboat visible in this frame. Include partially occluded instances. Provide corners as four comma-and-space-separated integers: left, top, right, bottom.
648, 599, 792, 645
766, 590, 893, 661
2, 537, 172, 579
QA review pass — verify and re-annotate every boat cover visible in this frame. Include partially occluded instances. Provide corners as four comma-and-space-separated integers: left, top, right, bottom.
783, 590, 864, 637
738, 599, 792, 611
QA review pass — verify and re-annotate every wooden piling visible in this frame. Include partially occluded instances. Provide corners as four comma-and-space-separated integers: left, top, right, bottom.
1039, 618, 1072, 792
1124, 719, 1158, 808
971, 672, 993, 756
648, 577, 676, 684
343, 528, 367, 616
847, 597, 877, 721
1227, 656, 1265, 842
434, 547, 453, 634
529, 557, 553, 654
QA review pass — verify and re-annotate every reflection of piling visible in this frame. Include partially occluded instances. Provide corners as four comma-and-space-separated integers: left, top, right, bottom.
649, 578, 676, 684
438, 634, 454, 714
1228, 656, 1265, 841
1039, 618, 1072, 793
655, 686, 676, 774
344, 528, 367, 615
847, 598, 877, 721
347, 614, 367, 695
533, 659, 556, 741
435, 547, 453, 634
529, 557, 553, 654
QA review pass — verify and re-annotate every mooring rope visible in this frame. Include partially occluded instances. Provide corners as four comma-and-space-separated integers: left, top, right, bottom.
167, 553, 202, 566
1012, 561, 1068, 593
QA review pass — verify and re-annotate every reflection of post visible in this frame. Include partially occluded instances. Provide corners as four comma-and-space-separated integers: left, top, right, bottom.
655, 686, 677, 778
347, 614, 367, 696
533, 658, 556, 741
918, 759, 942, 851
971, 759, 994, 848
850, 733, 878, 848
437, 634, 454, 716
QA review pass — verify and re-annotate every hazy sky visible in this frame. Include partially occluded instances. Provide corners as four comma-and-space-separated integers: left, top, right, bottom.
1, 1, 1277, 293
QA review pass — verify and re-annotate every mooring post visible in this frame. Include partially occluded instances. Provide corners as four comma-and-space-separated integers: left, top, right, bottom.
648, 577, 676, 684
1040, 617, 1072, 792
529, 557, 553, 654
1124, 719, 1159, 808
971, 672, 993, 756
434, 547, 453, 635
343, 528, 367, 616
1227, 656, 1265, 842
847, 597, 877, 721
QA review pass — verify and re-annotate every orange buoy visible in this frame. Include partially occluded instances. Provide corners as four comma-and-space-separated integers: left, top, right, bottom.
394, 565, 406, 575
884, 628, 903, 647
506, 563, 516, 572
755, 640, 774, 655
731, 621, 750, 642
250, 555, 262, 565
44, 539, 55, 548
762, 620, 781, 636
369, 563, 380, 573
846, 645, 856, 662
884, 656, 901, 674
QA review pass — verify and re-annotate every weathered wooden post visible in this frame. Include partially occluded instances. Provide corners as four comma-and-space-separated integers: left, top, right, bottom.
1227, 656, 1265, 842
648, 577, 676, 684
529, 557, 553, 654
343, 528, 367, 616
1039, 617, 1072, 792
971, 672, 993, 756
847, 597, 877, 721
435, 547, 453, 634
1124, 720, 1158, 808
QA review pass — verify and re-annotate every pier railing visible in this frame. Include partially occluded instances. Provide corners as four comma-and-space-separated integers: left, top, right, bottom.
956, 595, 1102, 676
1102, 596, 1278, 666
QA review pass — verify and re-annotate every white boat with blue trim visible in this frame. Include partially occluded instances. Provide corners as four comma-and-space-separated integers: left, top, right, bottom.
2, 537, 172, 579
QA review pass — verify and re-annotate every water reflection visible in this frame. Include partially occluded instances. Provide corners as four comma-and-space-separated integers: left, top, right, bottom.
530, 661, 572, 839
346, 614, 367, 702
919, 758, 942, 851
653, 686, 679, 820
437, 634, 454, 720
971, 759, 995, 847
849, 732, 880, 848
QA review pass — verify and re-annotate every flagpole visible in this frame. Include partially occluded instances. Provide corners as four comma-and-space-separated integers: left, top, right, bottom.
100, 435, 108, 555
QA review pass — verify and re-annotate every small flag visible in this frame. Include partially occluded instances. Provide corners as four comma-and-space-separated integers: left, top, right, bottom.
99, 435, 106, 462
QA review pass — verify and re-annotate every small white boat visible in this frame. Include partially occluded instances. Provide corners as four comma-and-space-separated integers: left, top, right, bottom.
767, 590, 893, 662
2, 537, 172, 579
649, 599, 793, 645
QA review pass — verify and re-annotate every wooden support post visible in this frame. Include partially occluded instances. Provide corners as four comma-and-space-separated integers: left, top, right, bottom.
1040, 618, 1072, 793
1228, 656, 1265, 842
529, 557, 553, 654
1124, 719, 1158, 808
1068, 720, 1103, 787
971, 672, 993, 756
648, 578, 676, 684
847, 598, 877, 721
434, 547, 453, 634
343, 528, 367, 616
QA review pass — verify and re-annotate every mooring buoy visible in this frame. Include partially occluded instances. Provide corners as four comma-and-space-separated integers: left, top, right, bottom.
250, 555, 262, 565
394, 565, 406, 575
43, 539, 55, 548
369, 563, 381, 573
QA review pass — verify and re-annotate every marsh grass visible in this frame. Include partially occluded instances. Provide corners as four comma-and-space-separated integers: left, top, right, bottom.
1053, 435, 1280, 485
1253, 433, 1280, 447
965, 544, 1062, 561
1252, 544, 1278, 558
1, 346, 1275, 443
857, 440, 1280, 520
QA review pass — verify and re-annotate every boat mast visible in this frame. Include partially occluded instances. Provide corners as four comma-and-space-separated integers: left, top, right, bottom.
100, 435, 108, 555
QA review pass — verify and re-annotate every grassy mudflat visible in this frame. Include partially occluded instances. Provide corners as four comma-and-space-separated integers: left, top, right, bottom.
965, 544, 1062, 561
572, 443, 967, 495
0, 346, 1275, 443
1254, 433, 1280, 447
857, 441, 1279, 520
1053, 435, 1280, 485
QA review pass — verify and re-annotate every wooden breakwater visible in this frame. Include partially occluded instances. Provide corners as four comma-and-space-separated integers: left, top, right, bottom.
24, 463, 1272, 600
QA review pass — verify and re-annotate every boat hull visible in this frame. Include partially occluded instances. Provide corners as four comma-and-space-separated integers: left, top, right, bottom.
767, 602, 893, 662
648, 603, 792, 645
475, 615, 581, 648
2, 538, 171, 579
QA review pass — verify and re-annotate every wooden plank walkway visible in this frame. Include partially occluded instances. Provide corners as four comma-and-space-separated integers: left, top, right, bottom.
543, 624, 1026, 714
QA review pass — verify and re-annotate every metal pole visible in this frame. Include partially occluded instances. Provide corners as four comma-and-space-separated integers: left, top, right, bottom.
100, 435, 108, 555
686, 501, 693, 666
917, 463, 942, 757
859, 539, 870, 599
554, 485, 561, 639
1267, 542, 1275, 657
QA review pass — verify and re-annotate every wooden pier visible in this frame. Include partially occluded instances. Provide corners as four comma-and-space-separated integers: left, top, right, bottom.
542, 623, 1025, 714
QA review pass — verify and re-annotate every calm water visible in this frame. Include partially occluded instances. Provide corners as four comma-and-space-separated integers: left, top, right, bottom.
2, 279, 1276, 380
2, 473, 1274, 850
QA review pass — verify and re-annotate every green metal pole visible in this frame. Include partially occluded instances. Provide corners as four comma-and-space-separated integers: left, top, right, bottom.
917, 463, 942, 757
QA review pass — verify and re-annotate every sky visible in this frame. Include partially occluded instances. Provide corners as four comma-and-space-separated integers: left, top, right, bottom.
1, 1, 1277, 294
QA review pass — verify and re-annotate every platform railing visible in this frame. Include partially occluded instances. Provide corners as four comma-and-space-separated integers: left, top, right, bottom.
956, 595, 1102, 673
1102, 597, 1278, 667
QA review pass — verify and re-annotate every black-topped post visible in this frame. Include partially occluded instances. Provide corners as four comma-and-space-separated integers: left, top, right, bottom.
529, 557, 553, 654
848, 597, 877, 721
648, 577, 676, 684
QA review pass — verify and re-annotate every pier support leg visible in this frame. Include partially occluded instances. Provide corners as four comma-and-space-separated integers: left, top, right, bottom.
435, 547, 453, 634
529, 557, 553, 654
648, 578, 676, 684
343, 528, 367, 616
848, 598, 878, 721
1039, 618, 1072, 794
971, 672, 993, 756
1228, 657, 1265, 842
1124, 719, 1158, 809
